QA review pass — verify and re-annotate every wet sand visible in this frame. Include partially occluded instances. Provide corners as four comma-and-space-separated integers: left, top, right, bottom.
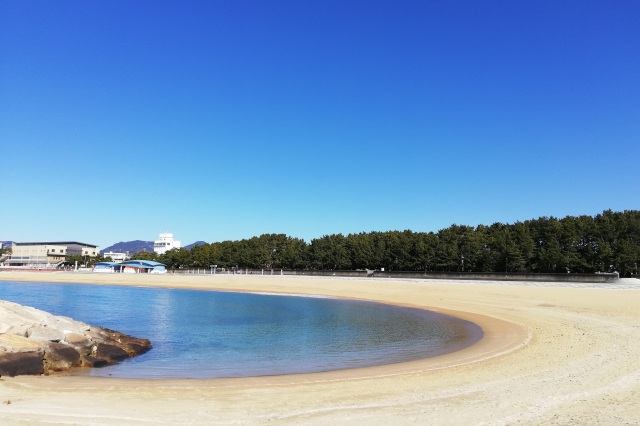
1, 271, 639, 425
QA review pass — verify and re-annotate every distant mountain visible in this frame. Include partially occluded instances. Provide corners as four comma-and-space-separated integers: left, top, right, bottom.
185, 241, 207, 250
101, 240, 207, 255
101, 240, 153, 255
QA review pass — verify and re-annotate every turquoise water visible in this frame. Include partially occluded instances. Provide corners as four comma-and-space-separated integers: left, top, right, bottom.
0, 281, 482, 378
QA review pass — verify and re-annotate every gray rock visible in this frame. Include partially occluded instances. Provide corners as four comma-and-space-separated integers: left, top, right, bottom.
64, 332, 91, 346
27, 324, 66, 343
0, 334, 43, 352
43, 315, 90, 334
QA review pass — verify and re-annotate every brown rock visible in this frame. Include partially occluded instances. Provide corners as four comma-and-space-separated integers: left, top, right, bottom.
81, 355, 109, 368
94, 343, 129, 362
122, 342, 152, 357
0, 351, 44, 376
111, 332, 153, 356
43, 343, 82, 372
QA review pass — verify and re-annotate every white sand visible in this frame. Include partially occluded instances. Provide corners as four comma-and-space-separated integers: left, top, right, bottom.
0, 271, 639, 425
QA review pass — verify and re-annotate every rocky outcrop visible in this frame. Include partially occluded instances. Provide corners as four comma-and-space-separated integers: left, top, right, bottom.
0, 300, 151, 376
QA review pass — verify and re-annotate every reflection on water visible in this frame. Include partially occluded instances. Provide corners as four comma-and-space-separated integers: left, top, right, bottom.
0, 281, 482, 378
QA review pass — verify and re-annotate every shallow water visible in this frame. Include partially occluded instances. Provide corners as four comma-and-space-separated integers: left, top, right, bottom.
0, 281, 482, 378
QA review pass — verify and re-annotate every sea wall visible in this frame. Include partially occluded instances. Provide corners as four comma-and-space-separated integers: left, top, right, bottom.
179, 268, 622, 283
364, 271, 621, 283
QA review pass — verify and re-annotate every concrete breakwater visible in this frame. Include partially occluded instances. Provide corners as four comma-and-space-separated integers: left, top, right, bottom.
0, 300, 151, 376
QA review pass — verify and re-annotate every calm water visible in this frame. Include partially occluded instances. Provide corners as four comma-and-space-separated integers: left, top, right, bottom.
0, 281, 482, 378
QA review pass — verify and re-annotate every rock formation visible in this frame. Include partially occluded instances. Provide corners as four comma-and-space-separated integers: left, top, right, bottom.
0, 300, 151, 376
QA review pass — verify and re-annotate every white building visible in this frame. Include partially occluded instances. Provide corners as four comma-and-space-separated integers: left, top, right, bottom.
102, 251, 129, 263
5, 241, 100, 268
153, 233, 181, 255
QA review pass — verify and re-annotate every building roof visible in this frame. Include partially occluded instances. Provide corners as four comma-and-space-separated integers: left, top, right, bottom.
94, 262, 120, 266
14, 241, 99, 248
121, 260, 166, 267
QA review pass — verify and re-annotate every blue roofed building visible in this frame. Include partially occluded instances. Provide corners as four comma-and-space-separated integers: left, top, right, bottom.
121, 260, 167, 274
92, 259, 166, 274
92, 261, 122, 273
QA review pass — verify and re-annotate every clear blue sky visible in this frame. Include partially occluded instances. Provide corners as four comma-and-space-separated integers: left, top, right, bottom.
1, 1, 638, 249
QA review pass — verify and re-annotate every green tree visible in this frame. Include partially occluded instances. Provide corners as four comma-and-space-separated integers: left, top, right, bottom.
131, 250, 158, 261
409, 232, 438, 271
346, 233, 374, 269
66, 254, 85, 267
309, 234, 350, 270
129, 209, 639, 275
434, 225, 476, 271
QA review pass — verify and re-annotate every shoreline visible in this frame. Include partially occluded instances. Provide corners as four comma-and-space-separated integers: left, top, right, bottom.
1, 271, 639, 424
0, 272, 526, 382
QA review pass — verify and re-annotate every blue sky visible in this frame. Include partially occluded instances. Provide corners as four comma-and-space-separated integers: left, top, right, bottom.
1, 1, 638, 249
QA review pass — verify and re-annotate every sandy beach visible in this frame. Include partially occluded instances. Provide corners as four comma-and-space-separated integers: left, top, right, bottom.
1, 272, 639, 425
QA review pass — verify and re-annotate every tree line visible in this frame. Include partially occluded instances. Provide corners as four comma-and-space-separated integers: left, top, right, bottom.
126, 210, 640, 277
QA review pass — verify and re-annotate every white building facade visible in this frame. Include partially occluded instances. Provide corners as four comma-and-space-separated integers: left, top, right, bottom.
5, 241, 100, 268
153, 233, 181, 255
102, 251, 129, 262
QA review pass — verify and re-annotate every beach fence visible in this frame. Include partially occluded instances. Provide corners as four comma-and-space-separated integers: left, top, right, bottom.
167, 268, 621, 283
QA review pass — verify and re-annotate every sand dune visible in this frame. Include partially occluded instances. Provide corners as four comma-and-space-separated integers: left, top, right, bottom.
1, 271, 639, 425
